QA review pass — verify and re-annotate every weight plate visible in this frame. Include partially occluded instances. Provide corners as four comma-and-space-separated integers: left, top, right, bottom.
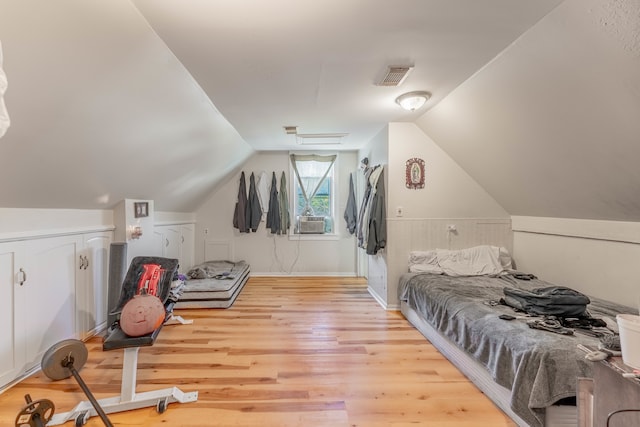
41, 339, 88, 381
15, 399, 55, 427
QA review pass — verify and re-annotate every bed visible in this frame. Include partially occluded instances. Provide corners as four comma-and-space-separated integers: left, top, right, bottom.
174, 260, 250, 309
398, 246, 636, 427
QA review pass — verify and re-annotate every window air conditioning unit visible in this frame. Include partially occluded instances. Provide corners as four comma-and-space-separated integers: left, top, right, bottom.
298, 216, 325, 234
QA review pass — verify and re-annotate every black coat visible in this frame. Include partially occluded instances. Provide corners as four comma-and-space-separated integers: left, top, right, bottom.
266, 172, 281, 234
233, 171, 249, 233
246, 172, 262, 232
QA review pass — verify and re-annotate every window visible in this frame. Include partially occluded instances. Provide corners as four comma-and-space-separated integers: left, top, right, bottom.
290, 153, 337, 235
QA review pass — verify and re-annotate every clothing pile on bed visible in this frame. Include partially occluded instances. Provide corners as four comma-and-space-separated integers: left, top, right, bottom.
174, 260, 250, 309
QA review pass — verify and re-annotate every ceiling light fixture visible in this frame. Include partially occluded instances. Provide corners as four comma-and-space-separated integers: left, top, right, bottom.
395, 91, 431, 111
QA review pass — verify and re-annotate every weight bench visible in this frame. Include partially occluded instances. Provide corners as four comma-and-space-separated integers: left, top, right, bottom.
45, 256, 198, 426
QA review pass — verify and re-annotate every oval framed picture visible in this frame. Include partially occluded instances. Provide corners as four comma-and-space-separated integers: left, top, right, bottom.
405, 158, 425, 189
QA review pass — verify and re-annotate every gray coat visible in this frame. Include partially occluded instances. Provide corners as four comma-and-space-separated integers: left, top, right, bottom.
266, 172, 281, 234
233, 171, 249, 233
343, 173, 357, 235
246, 172, 262, 232
366, 169, 386, 255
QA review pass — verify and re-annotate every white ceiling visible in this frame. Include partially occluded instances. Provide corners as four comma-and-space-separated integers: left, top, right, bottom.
3, 0, 639, 221
418, 0, 640, 221
0, 0, 564, 211
131, 0, 562, 151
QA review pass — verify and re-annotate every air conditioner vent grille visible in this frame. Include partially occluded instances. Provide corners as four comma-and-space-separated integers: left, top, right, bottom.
298, 216, 325, 234
377, 66, 413, 86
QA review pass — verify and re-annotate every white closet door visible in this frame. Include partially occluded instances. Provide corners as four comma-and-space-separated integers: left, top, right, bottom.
16, 235, 80, 369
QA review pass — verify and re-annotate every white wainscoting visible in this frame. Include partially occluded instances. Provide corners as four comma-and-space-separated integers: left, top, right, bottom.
383, 218, 513, 309
204, 239, 233, 262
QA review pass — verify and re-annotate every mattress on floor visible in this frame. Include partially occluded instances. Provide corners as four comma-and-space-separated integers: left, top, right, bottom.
175, 260, 250, 309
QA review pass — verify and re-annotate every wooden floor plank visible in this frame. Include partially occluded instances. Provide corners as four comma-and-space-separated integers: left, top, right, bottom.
0, 277, 516, 426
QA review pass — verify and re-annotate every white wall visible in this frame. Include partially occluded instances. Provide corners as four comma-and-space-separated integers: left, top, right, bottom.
387, 123, 510, 219
512, 216, 640, 309
0, 1, 253, 213
416, 0, 640, 222
0, 208, 113, 240
194, 151, 359, 275
113, 199, 157, 266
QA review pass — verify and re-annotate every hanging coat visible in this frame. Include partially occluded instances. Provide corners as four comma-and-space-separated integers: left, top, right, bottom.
344, 173, 357, 235
278, 171, 290, 235
246, 172, 262, 232
366, 169, 386, 255
266, 172, 281, 234
233, 171, 249, 233
357, 166, 376, 248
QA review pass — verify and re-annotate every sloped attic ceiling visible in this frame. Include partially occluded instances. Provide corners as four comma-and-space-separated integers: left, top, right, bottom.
0, 0, 568, 214
416, 0, 640, 222
0, 0, 253, 212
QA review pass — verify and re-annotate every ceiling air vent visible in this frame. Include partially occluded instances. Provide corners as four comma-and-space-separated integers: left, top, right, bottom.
283, 126, 298, 135
377, 66, 413, 86
296, 133, 348, 145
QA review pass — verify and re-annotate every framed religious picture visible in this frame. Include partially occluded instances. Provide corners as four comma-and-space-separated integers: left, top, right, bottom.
405, 158, 425, 189
134, 201, 149, 218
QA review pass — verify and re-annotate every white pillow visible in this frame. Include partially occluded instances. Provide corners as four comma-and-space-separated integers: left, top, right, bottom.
498, 246, 513, 270
436, 245, 507, 277
408, 250, 438, 267
408, 245, 513, 276
409, 263, 444, 274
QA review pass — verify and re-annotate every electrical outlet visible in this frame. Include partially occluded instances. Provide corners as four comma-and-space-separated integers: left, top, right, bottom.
204, 228, 209, 235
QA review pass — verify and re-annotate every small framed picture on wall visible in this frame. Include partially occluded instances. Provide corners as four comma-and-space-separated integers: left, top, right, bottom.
405, 157, 425, 189
134, 201, 149, 218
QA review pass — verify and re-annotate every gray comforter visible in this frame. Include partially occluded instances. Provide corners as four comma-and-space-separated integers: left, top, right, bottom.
398, 272, 636, 427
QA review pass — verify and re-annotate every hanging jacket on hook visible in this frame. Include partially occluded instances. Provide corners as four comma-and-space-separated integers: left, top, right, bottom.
233, 171, 249, 233
266, 172, 281, 234
246, 172, 262, 232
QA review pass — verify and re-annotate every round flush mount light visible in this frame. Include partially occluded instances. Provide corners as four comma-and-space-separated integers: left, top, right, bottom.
395, 91, 431, 111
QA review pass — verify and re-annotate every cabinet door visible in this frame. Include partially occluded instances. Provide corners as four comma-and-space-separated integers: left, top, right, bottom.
180, 224, 195, 273
16, 235, 80, 371
77, 232, 112, 338
160, 226, 181, 260
0, 242, 19, 387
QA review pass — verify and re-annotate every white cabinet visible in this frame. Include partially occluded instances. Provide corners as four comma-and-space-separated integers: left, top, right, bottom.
158, 225, 181, 260
12, 235, 81, 383
76, 232, 112, 339
154, 224, 194, 273
0, 242, 18, 388
0, 230, 113, 390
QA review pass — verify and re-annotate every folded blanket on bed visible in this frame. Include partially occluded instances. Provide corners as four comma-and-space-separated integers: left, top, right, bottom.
187, 261, 237, 280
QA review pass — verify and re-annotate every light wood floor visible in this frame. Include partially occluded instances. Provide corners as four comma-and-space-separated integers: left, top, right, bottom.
0, 277, 516, 426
